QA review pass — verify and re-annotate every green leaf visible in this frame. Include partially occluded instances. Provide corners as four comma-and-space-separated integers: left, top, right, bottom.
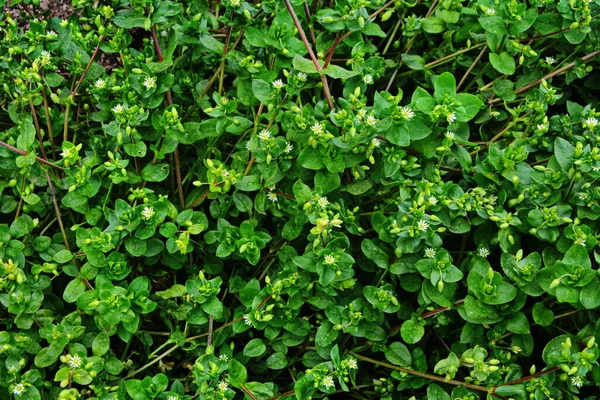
542, 335, 573, 366
361, 239, 389, 268
53, 250, 74, 264
362, 22, 386, 37
156, 284, 187, 299
384, 342, 412, 366
297, 147, 325, 170
532, 302, 554, 326
35, 337, 68, 368
315, 321, 339, 348
200, 35, 225, 54
266, 352, 288, 370
113, 9, 150, 29
562, 244, 590, 268
489, 52, 516, 75
45, 72, 65, 87
18, 120, 36, 151
63, 278, 86, 303
581, 278, 600, 309
554, 137, 575, 172
243, 338, 266, 357
434, 72, 456, 101
141, 163, 170, 182
228, 359, 248, 388
479, 16, 507, 34
322, 64, 359, 79
92, 332, 110, 356
239, 279, 260, 307
345, 179, 372, 195
10, 215, 33, 238
252, 79, 272, 105
421, 17, 445, 33
506, 311, 530, 334
401, 54, 425, 70
314, 171, 340, 195
180, 121, 220, 144
235, 175, 262, 191
400, 319, 425, 344
125, 237, 147, 257
427, 384, 451, 400
455, 93, 483, 122
293, 180, 312, 203
292, 55, 318, 74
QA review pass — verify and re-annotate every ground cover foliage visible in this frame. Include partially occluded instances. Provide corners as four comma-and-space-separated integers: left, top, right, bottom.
1, 0, 600, 398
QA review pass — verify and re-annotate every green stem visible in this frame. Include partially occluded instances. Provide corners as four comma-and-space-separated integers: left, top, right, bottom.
350, 353, 499, 396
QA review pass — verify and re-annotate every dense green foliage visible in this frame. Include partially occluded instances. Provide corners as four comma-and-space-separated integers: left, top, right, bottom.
1, 0, 600, 398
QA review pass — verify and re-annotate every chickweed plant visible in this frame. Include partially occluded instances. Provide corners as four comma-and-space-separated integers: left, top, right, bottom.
1, 0, 600, 399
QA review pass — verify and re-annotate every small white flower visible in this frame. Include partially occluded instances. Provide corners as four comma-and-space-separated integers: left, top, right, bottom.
95, 78, 106, 89
357, 108, 368, 118
478, 247, 490, 258
243, 314, 252, 326
267, 192, 278, 202
272, 79, 285, 89
218, 381, 229, 391
324, 254, 336, 265
167, 396, 178, 400
447, 112, 457, 124
67, 355, 83, 369
371, 138, 381, 147
322, 375, 335, 389
141, 206, 155, 220
229, 0, 241, 7
575, 238, 586, 246
571, 376, 584, 388
583, 117, 599, 129
400, 106, 415, 121
579, 193, 587, 200
428, 196, 438, 206
284, 141, 293, 153
347, 358, 358, 369
40, 50, 51, 61
46, 30, 57, 38
297, 72, 307, 81
425, 248, 436, 258
143, 76, 156, 90
485, 7, 496, 16
311, 122, 324, 135
445, 131, 455, 140
13, 383, 25, 395
545, 56, 555, 65
245, 141, 251, 150
363, 74, 374, 84
222, 170, 229, 177
537, 124, 547, 132
366, 115, 377, 127
161, 30, 168, 37
417, 219, 429, 232
592, 166, 600, 172
218, 354, 229, 361
112, 104, 124, 114
258, 129, 272, 141
60, 147, 74, 159
317, 196, 329, 208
